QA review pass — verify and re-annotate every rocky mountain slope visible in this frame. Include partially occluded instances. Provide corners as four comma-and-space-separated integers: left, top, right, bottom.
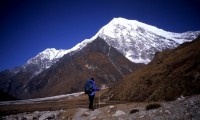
105, 36, 200, 101
17, 37, 143, 99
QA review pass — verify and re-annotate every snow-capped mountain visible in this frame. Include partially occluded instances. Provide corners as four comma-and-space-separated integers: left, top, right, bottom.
15, 17, 200, 75
97, 17, 200, 64
26, 48, 69, 69
59, 17, 200, 64
17, 48, 69, 77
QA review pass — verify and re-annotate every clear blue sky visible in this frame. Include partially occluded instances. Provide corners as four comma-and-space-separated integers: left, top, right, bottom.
0, 0, 200, 71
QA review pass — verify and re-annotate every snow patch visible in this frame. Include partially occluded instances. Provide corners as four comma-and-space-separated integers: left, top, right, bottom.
0, 92, 84, 105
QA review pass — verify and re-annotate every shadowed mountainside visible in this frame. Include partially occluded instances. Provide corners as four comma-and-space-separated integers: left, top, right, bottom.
0, 90, 19, 101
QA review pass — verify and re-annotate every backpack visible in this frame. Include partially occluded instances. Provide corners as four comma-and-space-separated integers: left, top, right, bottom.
84, 80, 93, 95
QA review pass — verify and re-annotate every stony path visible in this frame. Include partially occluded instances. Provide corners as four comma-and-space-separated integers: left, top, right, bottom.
1, 95, 200, 120
72, 95, 200, 120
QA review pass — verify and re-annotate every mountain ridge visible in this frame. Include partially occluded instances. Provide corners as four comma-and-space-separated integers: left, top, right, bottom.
17, 17, 200, 74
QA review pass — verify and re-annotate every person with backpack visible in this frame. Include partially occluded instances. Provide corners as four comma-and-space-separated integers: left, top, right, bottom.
84, 78, 100, 110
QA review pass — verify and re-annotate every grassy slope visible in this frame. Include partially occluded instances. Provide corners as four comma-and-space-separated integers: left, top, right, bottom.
106, 36, 200, 101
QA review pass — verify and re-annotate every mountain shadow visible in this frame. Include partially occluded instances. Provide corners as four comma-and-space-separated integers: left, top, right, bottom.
0, 90, 19, 101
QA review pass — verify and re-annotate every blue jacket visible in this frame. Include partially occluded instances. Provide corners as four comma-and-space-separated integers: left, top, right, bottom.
86, 79, 100, 96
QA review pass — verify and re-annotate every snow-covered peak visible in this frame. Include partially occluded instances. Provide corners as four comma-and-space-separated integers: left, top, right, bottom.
43, 17, 199, 65
24, 36, 98, 73
37, 48, 69, 61
96, 17, 200, 64
99, 17, 166, 37
99, 17, 199, 43
24, 48, 70, 73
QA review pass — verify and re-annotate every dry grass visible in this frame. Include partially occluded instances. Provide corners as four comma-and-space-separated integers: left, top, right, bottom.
105, 36, 200, 101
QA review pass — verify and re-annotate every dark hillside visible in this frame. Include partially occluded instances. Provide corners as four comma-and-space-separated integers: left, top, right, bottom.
106, 36, 200, 101
0, 90, 19, 101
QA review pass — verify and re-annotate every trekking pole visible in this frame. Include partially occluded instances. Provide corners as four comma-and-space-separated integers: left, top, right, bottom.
99, 90, 100, 108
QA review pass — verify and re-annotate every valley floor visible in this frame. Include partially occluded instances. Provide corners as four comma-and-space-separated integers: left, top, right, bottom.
0, 93, 200, 120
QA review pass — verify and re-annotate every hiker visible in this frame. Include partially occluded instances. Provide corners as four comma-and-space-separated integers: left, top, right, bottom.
84, 78, 100, 110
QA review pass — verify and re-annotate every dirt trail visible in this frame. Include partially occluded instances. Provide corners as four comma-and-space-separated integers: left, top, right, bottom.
0, 98, 123, 116
0, 89, 123, 116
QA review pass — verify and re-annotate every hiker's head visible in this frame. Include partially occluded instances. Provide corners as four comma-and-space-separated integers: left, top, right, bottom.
91, 78, 94, 81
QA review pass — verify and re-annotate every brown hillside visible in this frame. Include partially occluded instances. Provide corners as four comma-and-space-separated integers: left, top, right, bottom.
106, 36, 200, 101
24, 37, 143, 99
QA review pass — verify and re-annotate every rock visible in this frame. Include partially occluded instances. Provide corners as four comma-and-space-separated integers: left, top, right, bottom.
33, 111, 40, 114
118, 118, 125, 120
31, 112, 40, 119
17, 116, 26, 120
90, 116, 97, 120
81, 111, 90, 117
59, 109, 65, 113
177, 95, 185, 101
25, 115, 33, 120
130, 108, 139, 114
107, 109, 111, 113
164, 110, 171, 114
112, 110, 126, 117
110, 105, 115, 109
146, 103, 161, 110
107, 105, 116, 113
139, 115, 144, 118
39, 112, 57, 120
